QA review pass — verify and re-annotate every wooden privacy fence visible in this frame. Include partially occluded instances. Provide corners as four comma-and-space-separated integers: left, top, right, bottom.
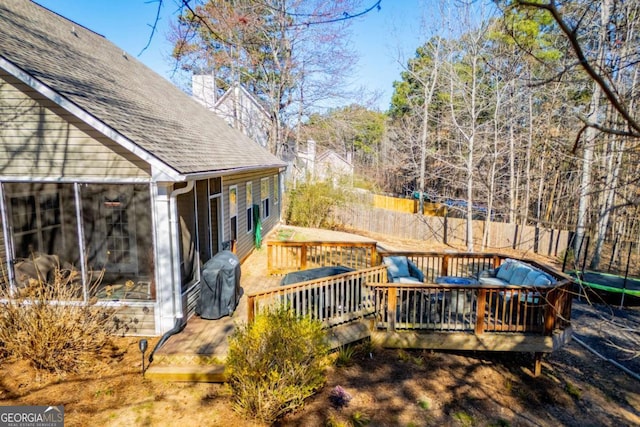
334, 204, 569, 256
267, 240, 378, 275
373, 194, 417, 213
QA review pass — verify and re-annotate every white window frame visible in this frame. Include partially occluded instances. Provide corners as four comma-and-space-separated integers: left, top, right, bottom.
229, 185, 238, 242
260, 177, 270, 220
246, 182, 253, 234
273, 174, 279, 207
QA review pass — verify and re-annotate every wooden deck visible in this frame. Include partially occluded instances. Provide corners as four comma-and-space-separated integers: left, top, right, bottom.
145, 248, 281, 382
146, 241, 574, 382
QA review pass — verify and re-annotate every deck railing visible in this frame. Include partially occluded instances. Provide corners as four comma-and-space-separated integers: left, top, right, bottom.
247, 266, 386, 326
377, 250, 503, 282
253, 245, 573, 339
369, 281, 573, 334
267, 240, 378, 275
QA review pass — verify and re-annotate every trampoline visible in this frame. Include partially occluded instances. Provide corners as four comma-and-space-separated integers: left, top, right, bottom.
569, 270, 640, 306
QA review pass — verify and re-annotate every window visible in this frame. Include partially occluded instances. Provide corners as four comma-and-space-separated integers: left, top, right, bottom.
105, 196, 135, 269
246, 182, 253, 233
261, 177, 270, 219
81, 184, 153, 301
229, 185, 238, 242
10, 193, 61, 257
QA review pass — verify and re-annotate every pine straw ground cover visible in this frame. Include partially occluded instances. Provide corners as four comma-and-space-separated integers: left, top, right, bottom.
0, 323, 638, 427
1, 229, 639, 426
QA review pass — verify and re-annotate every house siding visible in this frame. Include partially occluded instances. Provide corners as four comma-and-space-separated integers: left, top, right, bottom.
223, 168, 281, 261
0, 72, 151, 180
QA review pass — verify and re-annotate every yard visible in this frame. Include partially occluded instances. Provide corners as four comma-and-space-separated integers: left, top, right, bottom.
0, 228, 639, 426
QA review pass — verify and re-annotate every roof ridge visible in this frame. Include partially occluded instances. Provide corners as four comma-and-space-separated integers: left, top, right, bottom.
32, 0, 105, 38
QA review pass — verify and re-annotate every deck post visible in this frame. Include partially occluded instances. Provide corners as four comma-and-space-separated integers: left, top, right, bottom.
475, 289, 486, 335
387, 287, 397, 332
533, 352, 543, 376
371, 244, 378, 267
247, 295, 255, 322
300, 244, 307, 270
442, 255, 449, 276
543, 289, 559, 335
267, 243, 273, 274
492, 255, 501, 269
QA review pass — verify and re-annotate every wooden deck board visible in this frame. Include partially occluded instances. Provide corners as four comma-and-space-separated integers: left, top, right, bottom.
150, 250, 281, 368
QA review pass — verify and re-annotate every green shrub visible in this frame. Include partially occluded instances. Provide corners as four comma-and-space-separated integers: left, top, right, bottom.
454, 411, 474, 427
225, 305, 330, 423
285, 181, 346, 228
0, 267, 118, 373
335, 344, 357, 367
350, 411, 371, 426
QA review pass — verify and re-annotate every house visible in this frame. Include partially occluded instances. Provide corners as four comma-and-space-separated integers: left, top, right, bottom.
315, 150, 354, 186
0, 0, 286, 335
192, 76, 271, 150
294, 139, 354, 185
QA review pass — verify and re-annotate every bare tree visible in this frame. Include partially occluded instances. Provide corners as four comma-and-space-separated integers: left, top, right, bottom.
170, 0, 375, 156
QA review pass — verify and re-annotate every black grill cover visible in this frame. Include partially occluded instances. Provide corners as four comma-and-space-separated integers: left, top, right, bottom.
196, 250, 242, 320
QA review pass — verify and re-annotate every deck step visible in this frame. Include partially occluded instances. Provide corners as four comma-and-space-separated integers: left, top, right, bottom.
150, 353, 226, 366
145, 364, 227, 382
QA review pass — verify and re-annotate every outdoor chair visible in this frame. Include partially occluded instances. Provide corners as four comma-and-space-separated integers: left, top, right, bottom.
382, 256, 424, 284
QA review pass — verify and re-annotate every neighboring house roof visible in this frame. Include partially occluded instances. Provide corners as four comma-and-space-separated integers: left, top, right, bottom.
210, 82, 270, 149
314, 150, 353, 183
315, 150, 352, 167
214, 82, 270, 119
0, 0, 285, 180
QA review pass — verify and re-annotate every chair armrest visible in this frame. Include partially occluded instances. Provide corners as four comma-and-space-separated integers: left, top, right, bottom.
477, 269, 497, 279
407, 259, 425, 282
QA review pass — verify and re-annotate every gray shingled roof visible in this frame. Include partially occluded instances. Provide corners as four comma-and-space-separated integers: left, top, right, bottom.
0, 0, 285, 177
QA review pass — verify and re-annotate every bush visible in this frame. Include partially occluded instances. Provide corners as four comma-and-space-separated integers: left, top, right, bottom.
0, 267, 118, 373
285, 181, 346, 228
225, 305, 330, 423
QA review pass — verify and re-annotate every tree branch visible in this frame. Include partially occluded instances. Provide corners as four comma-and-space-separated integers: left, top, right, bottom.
517, 0, 640, 136
138, 0, 164, 57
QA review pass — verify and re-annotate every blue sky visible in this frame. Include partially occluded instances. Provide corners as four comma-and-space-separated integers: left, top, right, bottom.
34, 0, 428, 111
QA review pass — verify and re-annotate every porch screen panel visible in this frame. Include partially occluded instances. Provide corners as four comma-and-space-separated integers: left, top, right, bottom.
80, 183, 154, 301
5, 183, 80, 281
176, 186, 197, 289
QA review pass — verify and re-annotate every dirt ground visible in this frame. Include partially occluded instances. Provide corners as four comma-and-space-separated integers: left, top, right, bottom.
1, 227, 639, 427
